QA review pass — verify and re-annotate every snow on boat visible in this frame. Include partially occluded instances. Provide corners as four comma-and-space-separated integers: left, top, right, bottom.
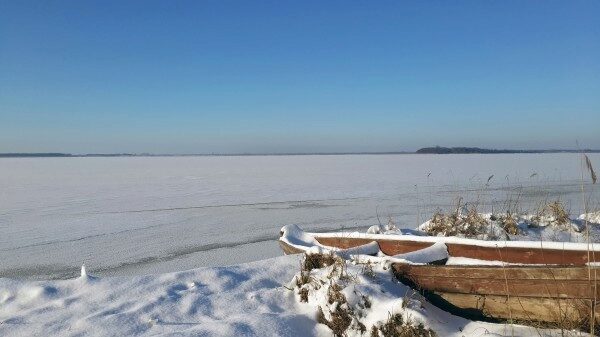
278, 224, 600, 326
279, 224, 600, 265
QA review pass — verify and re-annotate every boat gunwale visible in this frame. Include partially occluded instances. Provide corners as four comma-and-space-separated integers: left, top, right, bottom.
306, 231, 600, 252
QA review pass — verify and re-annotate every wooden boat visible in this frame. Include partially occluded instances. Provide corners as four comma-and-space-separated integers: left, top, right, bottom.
279, 227, 600, 265
279, 225, 600, 326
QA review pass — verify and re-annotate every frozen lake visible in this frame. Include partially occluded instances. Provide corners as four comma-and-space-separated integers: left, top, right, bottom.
1, 153, 599, 279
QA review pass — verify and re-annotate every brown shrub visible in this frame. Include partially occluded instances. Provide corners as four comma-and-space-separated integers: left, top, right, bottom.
547, 201, 570, 226
303, 253, 337, 272
317, 305, 352, 337
499, 212, 520, 235
298, 287, 309, 303
424, 204, 496, 239
529, 200, 571, 228
378, 313, 437, 337
295, 270, 312, 288
327, 283, 346, 305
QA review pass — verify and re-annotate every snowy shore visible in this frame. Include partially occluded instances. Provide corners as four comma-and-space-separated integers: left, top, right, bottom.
3, 215, 598, 336
0, 254, 584, 337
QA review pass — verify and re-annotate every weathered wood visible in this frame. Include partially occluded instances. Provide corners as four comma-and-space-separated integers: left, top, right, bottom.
392, 263, 600, 324
314, 237, 378, 250
278, 241, 305, 255
395, 264, 600, 280
446, 243, 598, 265
410, 276, 597, 298
393, 264, 600, 299
436, 292, 594, 325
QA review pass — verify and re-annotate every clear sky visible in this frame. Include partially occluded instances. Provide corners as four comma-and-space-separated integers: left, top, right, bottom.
1, 1, 599, 154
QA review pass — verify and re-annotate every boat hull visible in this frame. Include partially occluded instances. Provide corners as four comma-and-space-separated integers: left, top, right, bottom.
393, 263, 600, 325
278, 240, 305, 255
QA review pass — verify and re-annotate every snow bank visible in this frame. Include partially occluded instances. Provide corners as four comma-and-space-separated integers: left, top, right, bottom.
0, 253, 585, 336
0, 255, 313, 337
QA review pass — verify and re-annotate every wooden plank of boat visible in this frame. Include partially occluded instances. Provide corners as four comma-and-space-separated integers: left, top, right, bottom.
435, 292, 595, 324
316, 236, 432, 255
394, 264, 598, 280
393, 264, 600, 299
279, 240, 305, 255
392, 263, 600, 324
445, 243, 597, 265
312, 235, 600, 265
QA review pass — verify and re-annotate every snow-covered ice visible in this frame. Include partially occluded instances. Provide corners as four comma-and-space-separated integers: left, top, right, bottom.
1, 153, 599, 336
1, 153, 599, 279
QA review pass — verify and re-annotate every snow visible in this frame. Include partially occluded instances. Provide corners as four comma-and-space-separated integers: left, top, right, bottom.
1, 154, 599, 279
390, 241, 449, 264
280, 224, 324, 250
0, 255, 308, 337
0, 255, 584, 337
580, 211, 600, 225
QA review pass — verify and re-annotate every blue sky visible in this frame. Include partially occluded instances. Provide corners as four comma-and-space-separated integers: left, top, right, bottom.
1, 1, 599, 154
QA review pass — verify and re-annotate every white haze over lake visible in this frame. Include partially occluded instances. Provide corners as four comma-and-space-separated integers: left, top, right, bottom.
1, 154, 599, 279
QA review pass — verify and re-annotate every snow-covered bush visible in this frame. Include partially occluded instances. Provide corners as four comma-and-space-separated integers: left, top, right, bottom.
418, 206, 507, 240
290, 253, 437, 337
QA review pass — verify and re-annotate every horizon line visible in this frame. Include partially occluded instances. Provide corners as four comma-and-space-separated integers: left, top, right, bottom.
2, 148, 600, 158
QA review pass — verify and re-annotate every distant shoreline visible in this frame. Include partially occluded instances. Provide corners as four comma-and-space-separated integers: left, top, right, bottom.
415, 146, 600, 154
1, 147, 599, 158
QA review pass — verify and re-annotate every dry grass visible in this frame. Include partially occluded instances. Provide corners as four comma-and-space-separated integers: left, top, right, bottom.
327, 282, 346, 304
361, 261, 376, 279
372, 313, 437, 337
498, 211, 520, 235
528, 200, 571, 228
298, 287, 309, 303
295, 269, 313, 288
508, 298, 592, 336
316, 304, 353, 337
424, 201, 503, 240
303, 253, 338, 271
584, 154, 597, 184
551, 299, 592, 335
547, 201, 570, 226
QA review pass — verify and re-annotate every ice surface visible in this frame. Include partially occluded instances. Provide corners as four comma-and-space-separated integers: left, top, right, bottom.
1, 154, 599, 279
